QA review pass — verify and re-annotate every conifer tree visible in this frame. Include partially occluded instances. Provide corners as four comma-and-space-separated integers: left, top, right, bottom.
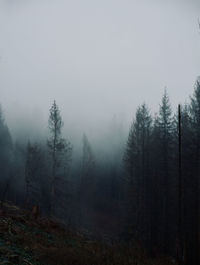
154, 90, 174, 252
124, 103, 152, 242
47, 100, 72, 217
0, 105, 13, 199
25, 142, 43, 208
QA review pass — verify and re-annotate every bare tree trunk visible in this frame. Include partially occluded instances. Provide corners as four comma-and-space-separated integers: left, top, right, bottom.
50, 156, 56, 218
25, 183, 30, 209
178, 104, 183, 265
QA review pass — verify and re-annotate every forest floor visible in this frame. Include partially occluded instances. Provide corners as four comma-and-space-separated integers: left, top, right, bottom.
0, 202, 176, 265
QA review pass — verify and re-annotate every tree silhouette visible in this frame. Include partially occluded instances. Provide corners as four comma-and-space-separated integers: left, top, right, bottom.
47, 100, 72, 217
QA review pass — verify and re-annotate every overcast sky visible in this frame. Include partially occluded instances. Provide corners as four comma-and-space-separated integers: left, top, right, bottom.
0, 0, 200, 137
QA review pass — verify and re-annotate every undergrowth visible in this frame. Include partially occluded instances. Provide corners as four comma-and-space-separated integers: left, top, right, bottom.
0, 202, 176, 265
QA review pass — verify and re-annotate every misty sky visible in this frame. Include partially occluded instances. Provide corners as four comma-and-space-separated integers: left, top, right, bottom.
0, 0, 200, 138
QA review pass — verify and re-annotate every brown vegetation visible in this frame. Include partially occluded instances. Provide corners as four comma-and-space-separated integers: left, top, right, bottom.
0, 201, 176, 265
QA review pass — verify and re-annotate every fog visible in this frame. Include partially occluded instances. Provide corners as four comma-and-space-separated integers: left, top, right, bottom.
1, 2, 200, 258
0, 0, 200, 140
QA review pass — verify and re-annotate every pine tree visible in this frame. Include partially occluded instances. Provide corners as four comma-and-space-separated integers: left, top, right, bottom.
81, 134, 95, 185
0, 105, 13, 200
79, 134, 95, 227
47, 100, 72, 217
185, 79, 200, 265
25, 142, 43, 208
124, 103, 152, 242
157, 90, 174, 252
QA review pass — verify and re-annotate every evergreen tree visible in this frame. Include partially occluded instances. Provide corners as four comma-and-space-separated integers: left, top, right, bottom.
154, 90, 174, 252
79, 134, 95, 227
47, 100, 72, 217
0, 105, 13, 199
186, 78, 200, 265
124, 103, 152, 242
81, 134, 95, 185
25, 142, 43, 208
179, 104, 194, 265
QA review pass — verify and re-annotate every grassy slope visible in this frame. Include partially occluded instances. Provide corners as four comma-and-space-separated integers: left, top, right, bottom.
0, 202, 176, 265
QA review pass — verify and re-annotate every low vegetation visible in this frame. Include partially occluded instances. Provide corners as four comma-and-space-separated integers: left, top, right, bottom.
0, 202, 175, 265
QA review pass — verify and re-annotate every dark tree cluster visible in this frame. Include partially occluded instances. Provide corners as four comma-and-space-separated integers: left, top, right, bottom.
124, 79, 200, 265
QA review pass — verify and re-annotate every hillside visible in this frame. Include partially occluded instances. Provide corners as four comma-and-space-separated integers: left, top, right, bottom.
0, 202, 175, 265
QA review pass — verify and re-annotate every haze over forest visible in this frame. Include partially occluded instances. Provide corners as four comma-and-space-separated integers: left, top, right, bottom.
0, 0, 200, 143
0, 1, 200, 265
